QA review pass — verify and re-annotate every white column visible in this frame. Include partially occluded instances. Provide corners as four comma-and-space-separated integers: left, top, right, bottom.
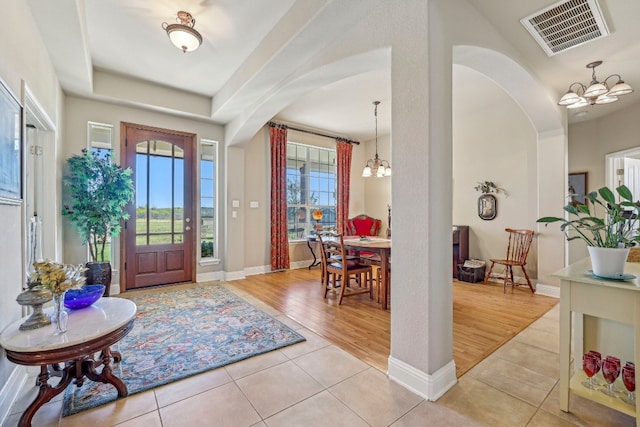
537, 128, 568, 287
387, 0, 456, 400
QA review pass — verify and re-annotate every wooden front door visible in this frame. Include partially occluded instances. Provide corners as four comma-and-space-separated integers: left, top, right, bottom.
121, 122, 195, 290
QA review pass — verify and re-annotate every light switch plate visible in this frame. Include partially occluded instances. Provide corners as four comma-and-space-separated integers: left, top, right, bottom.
250, 201, 259, 208
232, 200, 240, 208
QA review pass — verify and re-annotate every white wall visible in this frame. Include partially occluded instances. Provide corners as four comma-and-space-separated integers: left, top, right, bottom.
452, 66, 538, 278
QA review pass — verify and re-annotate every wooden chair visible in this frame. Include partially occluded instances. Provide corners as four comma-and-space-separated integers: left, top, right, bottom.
317, 231, 358, 286
483, 228, 535, 293
317, 232, 373, 304
359, 254, 391, 305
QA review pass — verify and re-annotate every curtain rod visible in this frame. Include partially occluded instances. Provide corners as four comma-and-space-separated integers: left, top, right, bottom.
268, 121, 359, 145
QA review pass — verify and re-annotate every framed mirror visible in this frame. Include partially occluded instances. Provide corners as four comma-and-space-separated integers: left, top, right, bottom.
478, 194, 497, 220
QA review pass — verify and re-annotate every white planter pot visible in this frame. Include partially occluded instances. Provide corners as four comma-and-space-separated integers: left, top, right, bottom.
587, 246, 630, 277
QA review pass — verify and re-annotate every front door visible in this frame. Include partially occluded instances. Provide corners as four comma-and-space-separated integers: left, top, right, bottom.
121, 122, 195, 290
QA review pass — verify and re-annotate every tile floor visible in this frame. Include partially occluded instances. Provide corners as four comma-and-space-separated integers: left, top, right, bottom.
2, 285, 636, 427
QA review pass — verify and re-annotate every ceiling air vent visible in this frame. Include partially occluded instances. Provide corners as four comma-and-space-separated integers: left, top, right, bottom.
520, 0, 609, 56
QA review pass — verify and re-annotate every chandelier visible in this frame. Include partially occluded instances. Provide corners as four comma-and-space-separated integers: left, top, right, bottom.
362, 101, 391, 178
558, 61, 633, 109
162, 11, 203, 53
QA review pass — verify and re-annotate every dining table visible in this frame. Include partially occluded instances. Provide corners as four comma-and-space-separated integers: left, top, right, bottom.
342, 236, 392, 309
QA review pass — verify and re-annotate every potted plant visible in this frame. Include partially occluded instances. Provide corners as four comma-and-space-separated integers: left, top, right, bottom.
537, 185, 640, 277
62, 149, 135, 296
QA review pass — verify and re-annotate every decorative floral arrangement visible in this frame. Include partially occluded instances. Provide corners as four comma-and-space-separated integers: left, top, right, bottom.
30, 260, 87, 295
474, 181, 507, 195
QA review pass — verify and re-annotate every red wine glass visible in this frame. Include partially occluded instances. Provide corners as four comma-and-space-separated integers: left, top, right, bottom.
583, 353, 599, 389
602, 357, 621, 396
589, 351, 602, 386
622, 364, 635, 404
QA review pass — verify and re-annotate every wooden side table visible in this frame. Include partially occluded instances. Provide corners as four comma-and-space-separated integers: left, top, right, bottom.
0, 298, 136, 427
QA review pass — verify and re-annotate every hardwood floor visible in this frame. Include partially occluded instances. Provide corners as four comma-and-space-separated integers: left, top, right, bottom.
229, 267, 558, 377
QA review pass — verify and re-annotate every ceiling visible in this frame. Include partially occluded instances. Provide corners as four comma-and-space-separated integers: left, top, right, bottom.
26, 0, 640, 142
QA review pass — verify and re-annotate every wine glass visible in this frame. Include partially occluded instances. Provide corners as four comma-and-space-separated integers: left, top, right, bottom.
589, 351, 602, 387
602, 356, 621, 396
622, 364, 636, 404
583, 353, 600, 389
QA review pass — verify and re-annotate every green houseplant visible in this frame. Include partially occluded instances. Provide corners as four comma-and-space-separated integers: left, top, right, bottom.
537, 184, 640, 277
62, 149, 135, 296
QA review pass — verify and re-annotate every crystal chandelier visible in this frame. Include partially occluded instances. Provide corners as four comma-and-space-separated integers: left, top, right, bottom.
362, 101, 391, 178
558, 61, 633, 109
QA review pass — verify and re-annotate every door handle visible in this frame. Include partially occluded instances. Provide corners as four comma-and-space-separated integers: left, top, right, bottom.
185, 226, 191, 231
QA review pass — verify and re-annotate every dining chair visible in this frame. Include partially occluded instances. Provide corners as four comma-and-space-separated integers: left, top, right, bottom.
483, 228, 535, 293
317, 233, 373, 304
359, 254, 391, 305
316, 231, 358, 286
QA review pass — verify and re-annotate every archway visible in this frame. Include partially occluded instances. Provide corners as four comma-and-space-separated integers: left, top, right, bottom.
453, 45, 567, 291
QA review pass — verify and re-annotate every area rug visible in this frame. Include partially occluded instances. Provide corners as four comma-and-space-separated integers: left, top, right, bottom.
62, 284, 305, 416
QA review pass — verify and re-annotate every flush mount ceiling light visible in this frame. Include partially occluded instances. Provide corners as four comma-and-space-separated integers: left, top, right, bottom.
558, 61, 633, 109
362, 101, 391, 178
162, 11, 202, 53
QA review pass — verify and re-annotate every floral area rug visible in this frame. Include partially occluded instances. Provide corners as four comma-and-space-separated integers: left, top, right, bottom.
62, 283, 305, 416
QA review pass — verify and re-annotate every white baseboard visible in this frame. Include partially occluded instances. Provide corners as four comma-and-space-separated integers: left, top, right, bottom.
245, 265, 270, 276
224, 270, 246, 281
534, 282, 560, 298
290, 260, 314, 270
387, 356, 457, 401
196, 270, 224, 283
223, 263, 311, 281
485, 275, 559, 298
0, 365, 28, 426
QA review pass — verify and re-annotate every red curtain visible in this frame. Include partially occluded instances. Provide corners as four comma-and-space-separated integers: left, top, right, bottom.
270, 125, 290, 270
336, 139, 352, 234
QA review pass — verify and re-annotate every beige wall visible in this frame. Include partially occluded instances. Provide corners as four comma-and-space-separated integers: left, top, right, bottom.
243, 126, 375, 270
0, 0, 63, 417
452, 66, 538, 279
361, 134, 392, 236
62, 96, 226, 280
0, 0, 571, 408
567, 101, 640, 263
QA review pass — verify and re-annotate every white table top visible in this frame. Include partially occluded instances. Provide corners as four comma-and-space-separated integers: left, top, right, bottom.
553, 257, 640, 291
0, 297, 137, 352
343, 237, 391, 248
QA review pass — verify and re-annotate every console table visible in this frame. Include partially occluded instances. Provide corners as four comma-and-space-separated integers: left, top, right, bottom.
306, 236, 321, 269
0, 298, 136, 427
453, 226, 469, 278
555, 258, 640, 424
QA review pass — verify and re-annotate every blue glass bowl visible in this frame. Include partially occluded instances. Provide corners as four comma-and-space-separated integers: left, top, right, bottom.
64, 285, 105, 310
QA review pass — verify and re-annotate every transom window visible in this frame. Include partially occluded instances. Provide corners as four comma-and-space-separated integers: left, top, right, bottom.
286, 142, 336, 240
